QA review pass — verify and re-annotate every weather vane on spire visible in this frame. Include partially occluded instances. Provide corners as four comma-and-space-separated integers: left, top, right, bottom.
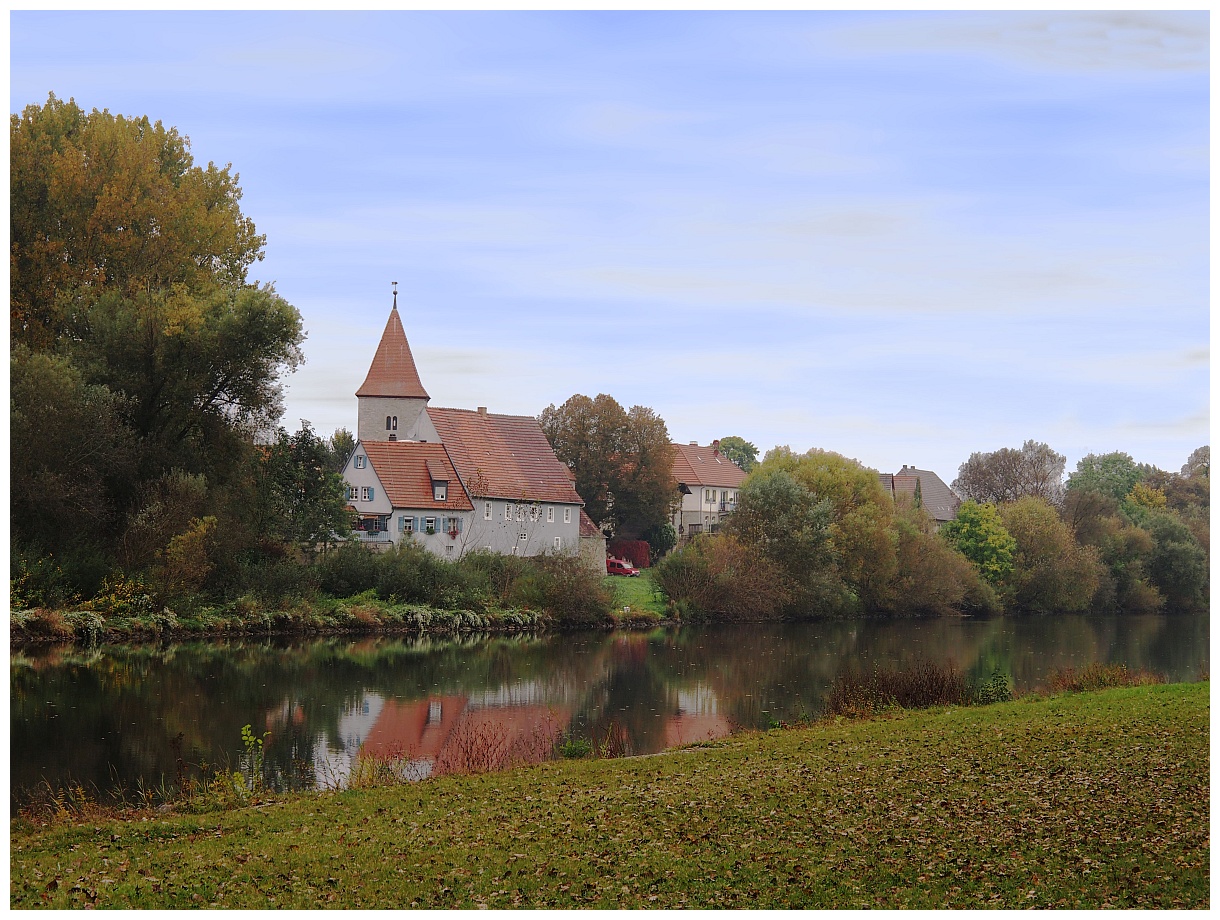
392, 281, 398, 310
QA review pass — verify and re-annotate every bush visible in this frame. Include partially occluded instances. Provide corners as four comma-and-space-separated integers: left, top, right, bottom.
315, 542, 382, 597
1046, 662, 1164, 693
507, 552, 613, 626
823, 661, 971, 718
609, 539, 651, 569
652, 534, 789, 620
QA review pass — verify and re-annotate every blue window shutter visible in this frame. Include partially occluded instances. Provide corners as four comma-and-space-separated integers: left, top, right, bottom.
441, 516, 448, 532
415, 516, 421, 533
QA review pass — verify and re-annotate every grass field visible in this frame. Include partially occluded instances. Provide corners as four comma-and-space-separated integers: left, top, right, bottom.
10, 683, 1208, 909
604, 569, 668, 617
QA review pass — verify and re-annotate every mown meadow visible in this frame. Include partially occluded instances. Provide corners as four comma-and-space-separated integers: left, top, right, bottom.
11, 682, 1208, 909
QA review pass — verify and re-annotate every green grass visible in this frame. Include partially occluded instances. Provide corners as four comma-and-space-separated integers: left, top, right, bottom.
604, 570, 668, 618
11, 683, 1208, 909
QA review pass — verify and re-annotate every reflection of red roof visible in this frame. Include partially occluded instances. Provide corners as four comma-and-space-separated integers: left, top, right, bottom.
361, 442, 473, 510
663, 712, 732, 748
362, 695, 468, 761
356, 307, 430, 400
429, 407, 585, 505
672, 443, 748, 489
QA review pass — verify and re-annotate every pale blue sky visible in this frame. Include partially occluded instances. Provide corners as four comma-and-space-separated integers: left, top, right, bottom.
11, 11, 1209, 481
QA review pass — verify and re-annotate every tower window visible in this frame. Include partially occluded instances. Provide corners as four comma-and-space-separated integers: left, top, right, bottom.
386, 415, 398, 431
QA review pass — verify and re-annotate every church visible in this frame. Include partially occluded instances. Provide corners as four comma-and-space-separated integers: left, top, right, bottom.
340, 295, 588, 559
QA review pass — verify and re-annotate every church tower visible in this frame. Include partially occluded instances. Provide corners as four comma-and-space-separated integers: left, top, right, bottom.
356, 289, 440, 443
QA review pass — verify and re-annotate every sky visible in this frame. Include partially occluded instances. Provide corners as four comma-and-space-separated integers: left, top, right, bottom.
10, 10, 1210, 482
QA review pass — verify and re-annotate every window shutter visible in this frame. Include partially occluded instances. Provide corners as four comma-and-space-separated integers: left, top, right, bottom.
440, 516, 448, 532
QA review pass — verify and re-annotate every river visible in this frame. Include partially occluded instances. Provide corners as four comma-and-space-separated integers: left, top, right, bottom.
10, 611, 1208, 804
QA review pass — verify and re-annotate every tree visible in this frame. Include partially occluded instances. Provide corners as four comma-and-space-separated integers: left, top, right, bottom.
939, 500, 1016, 585
328, 428, 356, 472
1066, 451, 1149, 503
717, 436, 759, 472
999, 497, 1102, 614
11, 93, 265, 348
953, 440, 1066, 506
539, 394, 677, 539
261, 424, 351, 553
751, 446, 896, 611
1181, 445, 1209, 480
728, 469, 834, 581
1142, 512, 1208, 612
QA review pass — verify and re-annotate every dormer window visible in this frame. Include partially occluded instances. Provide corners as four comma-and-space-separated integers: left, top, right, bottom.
433, 482, 447, 502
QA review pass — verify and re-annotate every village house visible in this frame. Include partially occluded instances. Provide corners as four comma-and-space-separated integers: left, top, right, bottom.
341, 296, 587, 558
878, 464, 961, 525
671, 440, 748, 539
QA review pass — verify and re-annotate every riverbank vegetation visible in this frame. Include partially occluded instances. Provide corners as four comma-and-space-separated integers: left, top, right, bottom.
655, 443, 1209, 621
11, 681, 1208, 909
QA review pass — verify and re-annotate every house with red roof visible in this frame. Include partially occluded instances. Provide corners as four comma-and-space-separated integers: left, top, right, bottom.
341, 295, 585, 558
878, 465, 961, 526
671, 440, 749, 539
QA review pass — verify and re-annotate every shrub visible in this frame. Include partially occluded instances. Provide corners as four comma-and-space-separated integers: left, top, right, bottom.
823, 661, 971, 718
1046, 662, 1164, 693
974, 669, 1013, 704
507, 553, 613, 626
609, 539, 651, 569
315, 542, 382, 597
652, 534, 789, 620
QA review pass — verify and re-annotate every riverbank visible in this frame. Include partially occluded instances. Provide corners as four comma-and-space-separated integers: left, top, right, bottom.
9, 573, 670, 647
11, 682, 1208, 908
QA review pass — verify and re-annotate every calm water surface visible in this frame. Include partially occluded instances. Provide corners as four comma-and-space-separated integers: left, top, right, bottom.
11, 612, 1208, 802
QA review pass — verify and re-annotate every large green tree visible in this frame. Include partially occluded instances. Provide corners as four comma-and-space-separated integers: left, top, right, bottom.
1066, 451, 1150, 503
999, 496, 1102, 614
539, 394, 677, 538
11, 93, 265, 348
939, 500, 1016, 585
717, 436, 759, 472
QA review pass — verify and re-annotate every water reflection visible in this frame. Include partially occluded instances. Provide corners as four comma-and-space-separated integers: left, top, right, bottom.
10, 612, 1208, 803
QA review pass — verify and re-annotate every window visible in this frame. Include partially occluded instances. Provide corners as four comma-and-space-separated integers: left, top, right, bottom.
424, 517, 436, 534
504, 503, 512, 521
553, 536, 562, 550
563, 508, 572, 524
518, 532, 528, 541
400, 516, 414, 533
355, 455, 366, 469
392, 416, 398, 431
361, 486, 374, 502
484, 501, 493, 521
516, 506, 526, 522
427, 700, 442, 724
434, 483, 447, 501
386, 416, 392, 430
547, 506, 555, 523
445, 544, 454, 556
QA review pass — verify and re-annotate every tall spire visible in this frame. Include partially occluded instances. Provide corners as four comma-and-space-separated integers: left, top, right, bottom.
355, 296, 429, 399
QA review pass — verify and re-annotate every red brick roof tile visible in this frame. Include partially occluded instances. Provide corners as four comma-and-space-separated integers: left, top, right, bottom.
360, 441, 472, 510
356, 307, 430, 400
671, 442, 749, 489
428, 407, 584, 505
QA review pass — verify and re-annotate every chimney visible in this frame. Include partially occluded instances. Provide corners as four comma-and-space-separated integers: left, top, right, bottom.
712, 438, 720, 456
477, 406, 487, 415
689, 441, 698, 446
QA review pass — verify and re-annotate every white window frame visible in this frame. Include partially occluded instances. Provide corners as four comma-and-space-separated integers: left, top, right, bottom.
484, 501, 493, 521
361, 486, 373, 502
355, 455, 366, 469
563, 507, 572, 524
434, 483, 447, 502
504, 503, 512, 521
553, 536, 562, 550
547, 506, 555, 523
424, 517, 437, 534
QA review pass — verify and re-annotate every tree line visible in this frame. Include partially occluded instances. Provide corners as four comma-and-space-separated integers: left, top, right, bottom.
654, 440, 1208, 620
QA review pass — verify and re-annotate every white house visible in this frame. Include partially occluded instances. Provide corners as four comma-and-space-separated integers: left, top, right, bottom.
342, 298, 585, 558
671, 440, 748, 539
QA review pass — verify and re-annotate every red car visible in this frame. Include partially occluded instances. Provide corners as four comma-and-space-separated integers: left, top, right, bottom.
606, 557, 640, 577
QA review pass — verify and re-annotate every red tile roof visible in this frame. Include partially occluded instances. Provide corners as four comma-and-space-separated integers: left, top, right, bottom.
579, 509, 603, 538
428, 407, 585, 505
356, 307, 430, 400
886, 466, 961, 523
360, 441, 473, 510
671, 442, 749, 489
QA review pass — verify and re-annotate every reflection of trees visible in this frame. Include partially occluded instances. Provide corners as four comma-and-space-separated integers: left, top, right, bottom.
11, 611, 1210, 802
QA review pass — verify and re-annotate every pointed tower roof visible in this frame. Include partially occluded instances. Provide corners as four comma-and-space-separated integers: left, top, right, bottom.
356, 305, 430, 400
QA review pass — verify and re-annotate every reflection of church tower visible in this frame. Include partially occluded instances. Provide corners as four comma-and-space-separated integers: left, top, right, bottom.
355, 287, 439, 444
